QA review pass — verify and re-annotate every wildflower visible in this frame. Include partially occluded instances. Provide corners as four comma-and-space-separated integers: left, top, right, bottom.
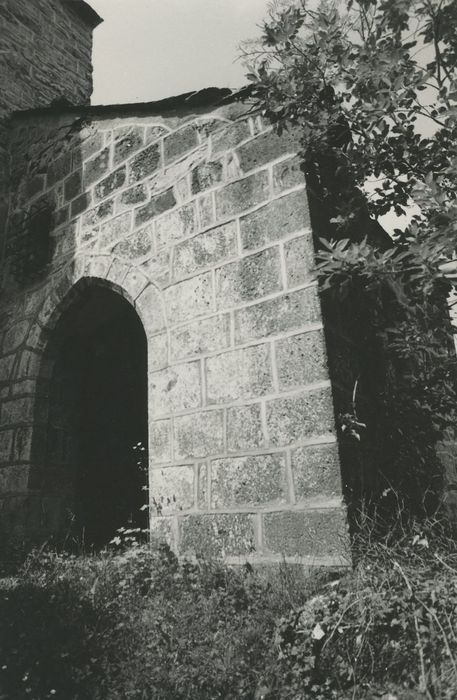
312, 623, 325, 641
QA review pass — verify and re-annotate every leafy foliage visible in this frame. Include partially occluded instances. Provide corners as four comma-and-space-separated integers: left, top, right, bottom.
3, 522, 457, 699
243, 0, 457, 225
276, 514, 457, 699
0, 540, 322, 699
243, 0, 457, 512
316, 233, 456, 511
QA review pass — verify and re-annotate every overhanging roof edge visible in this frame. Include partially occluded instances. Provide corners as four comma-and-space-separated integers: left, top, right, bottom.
8, 86, 255, 121
61, 0, 103, 29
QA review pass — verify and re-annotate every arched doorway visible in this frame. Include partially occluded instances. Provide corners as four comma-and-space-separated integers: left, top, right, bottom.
35, 282, 148, 548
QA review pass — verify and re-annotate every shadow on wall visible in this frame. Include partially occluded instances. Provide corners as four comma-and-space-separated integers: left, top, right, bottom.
1, 116, 149, 560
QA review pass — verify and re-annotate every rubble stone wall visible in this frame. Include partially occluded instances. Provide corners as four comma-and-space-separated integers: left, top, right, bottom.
0, 0, 94, 118
0, 100, 349, 565
0, 0, 96, 290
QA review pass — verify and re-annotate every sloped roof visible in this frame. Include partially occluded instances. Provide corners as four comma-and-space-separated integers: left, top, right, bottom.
11, 87, 241, 120
61, 0, 103, 29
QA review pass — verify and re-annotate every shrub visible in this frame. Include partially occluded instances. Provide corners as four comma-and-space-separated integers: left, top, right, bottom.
0, 539, 325, 699
2, 518, 457, 699
275, 515, 457, 699
242, 0, 457, 518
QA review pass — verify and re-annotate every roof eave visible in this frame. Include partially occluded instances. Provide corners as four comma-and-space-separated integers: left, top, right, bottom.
9, 86, 251, 121
62, 0, 103, 29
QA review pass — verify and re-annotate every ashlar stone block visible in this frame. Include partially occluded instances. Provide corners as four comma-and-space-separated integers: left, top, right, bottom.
113, 228, 154, 262
13, 426, 33, 462
170, 314, 230, 363
191, 160, 223, 194
215, 171, 269, 220
164, 124, 199, 163
105, 258, 130, 287
211, 120, 252, 155
0, 430, 13, 462
263, 508, 348, 558
284, 234, 315, 288
179, 513, 256, 557
82, 199, 115, 228
206, 344, 273, 405
1, 398, 34, 426
99, 211, 132, 250
83, 147, 110, 186
122, 269, 149, 300
173, 220, 237, 280
113, 126, 144, 165
140, 250, 171, 289
71, 192, 91, 217
94, 167, 126, 201
150, 465, 194, 515
273, 156, 305, 194
266, 387, 335, 446
226, 152, 242, 180
236, 129, 298, 173
146, 125, 168, 143
227, 403, 264, 452
235, 286, 321, 344
116, 184, 148, 211
148, 332, 168, 372
197, 192, 215, 230
12, 380, 36, 396
128, 142, 161, 183
64, 171, 82, 202
83, 255, 111, 280
155, 203, 196, 248
25, 324, 44, 353
174, 410, 224, 460
275, 330, 328, 390
54, 206, 69, 227
164, 272, 214, 325
240, 189, 309, 251
47, 152, 71, 187
198, 463, 208, 509
135, 284, 167, 335
150, 147, 204, 197
291, 443, 342, 499
215, 247, 282, 309
3, 321, 29, 354
174, 176, 191, 204
0, 355, 15, 381
149, 419, 172, 464
79, 132, 103, 161
149, 362, 201, 417
135, 188, 176, 227
16, 351, 40, 380
211, 453, 287, 508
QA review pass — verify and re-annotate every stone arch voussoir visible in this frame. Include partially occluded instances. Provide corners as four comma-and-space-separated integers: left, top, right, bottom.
29, 254, 169, 380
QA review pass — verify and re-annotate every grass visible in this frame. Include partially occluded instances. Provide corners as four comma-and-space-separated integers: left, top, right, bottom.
1, 515, 457, 699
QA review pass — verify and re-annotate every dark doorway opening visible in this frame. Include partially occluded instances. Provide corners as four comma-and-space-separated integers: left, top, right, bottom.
40, 284, 148, 549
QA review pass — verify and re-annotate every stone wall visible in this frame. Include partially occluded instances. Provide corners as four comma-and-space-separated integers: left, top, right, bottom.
0, 0, 95, 117
0, 0, 98, 258
0, 97, 349, 565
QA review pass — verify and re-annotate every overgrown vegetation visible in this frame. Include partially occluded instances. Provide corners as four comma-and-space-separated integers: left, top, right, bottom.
4, 3, 457, 698
1, 518, 457, 699
0, 537, 325, 699
242, 0, 457, 514
277, 512, 457, 699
